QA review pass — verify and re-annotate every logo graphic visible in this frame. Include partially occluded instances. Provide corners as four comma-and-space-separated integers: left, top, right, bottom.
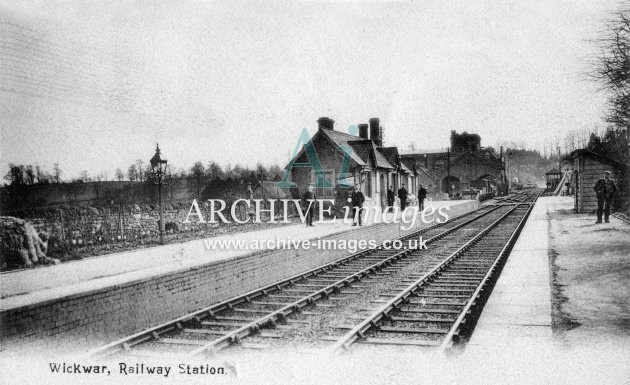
275, 126, 356, 189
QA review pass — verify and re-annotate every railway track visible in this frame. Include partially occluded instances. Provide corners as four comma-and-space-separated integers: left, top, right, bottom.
90, 192, 539, 359
493, 189, 540, 204
330, 202, 534, 353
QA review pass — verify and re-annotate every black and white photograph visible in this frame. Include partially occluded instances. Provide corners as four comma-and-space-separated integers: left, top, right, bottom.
1, 1, 629, 384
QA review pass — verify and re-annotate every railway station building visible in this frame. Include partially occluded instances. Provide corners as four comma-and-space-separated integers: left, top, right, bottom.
285, 117, 417, 215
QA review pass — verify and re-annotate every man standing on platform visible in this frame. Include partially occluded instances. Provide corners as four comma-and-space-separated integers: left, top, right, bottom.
417, 184, 427, 211
303, 184, 316, 227
594, 171, 617, 224
387, 185, 395, 208
398, 183, 408, 211
351, 185, 365, 226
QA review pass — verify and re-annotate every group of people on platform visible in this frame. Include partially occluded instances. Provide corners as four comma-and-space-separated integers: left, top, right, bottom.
303, 170, 619, 228
302, 183, 429, 227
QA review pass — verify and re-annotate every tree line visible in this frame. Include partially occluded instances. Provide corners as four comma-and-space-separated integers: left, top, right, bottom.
3, 160, 286, 188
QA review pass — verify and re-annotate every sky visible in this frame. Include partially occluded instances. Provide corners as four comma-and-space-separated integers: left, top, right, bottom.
0, 0, 623, 179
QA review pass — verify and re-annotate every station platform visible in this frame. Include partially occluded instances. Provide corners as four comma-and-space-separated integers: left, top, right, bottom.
462, 196, 630, 385
466, 196, 553, 349
0, 200, 473, 308
1, 200, 478, 351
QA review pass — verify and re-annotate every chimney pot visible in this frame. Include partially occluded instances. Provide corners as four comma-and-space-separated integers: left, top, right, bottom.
317, 117, 335, 131
369, 117, 382, 147
358, 124, 369, 139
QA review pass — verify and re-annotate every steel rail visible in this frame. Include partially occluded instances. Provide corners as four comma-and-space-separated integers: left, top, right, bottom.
329, 204, 521, 353
612, 212, 630, 225
185, 205, 506, 357
87, 205, 500, 359
439, 202, 535, 352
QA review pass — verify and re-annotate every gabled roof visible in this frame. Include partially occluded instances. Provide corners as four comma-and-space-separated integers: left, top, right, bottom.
399, 161, 412, 173
478, 147, 501, 160
380, 146, 413, 172
380, 147, 400, 166
348, 140, 395, 169
286, 127, 414, 172
288, 127, 398, 169
318, 129, 368, 167
286, 129, 365, 169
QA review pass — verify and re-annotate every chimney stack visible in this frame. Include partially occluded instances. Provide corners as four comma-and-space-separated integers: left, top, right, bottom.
317, 117, 335, 131
358, 124, 369, 139
369, 117, 382, 147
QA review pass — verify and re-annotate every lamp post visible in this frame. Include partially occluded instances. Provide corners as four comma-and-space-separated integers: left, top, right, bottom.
150, 144, 168, 245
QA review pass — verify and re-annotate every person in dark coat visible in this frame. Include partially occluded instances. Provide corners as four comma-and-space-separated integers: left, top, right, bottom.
303, 185, 316, 227
398, 184, 408, 211
594, 171, 617, 223
386, 185, 395, 208
351, 185, 365, 226
417, 184, 427, 211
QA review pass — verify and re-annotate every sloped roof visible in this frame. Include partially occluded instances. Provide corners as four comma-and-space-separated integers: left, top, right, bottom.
319, 129, 367, 167
570, 149, 630, 171
380, 146, 413, 172
286, 129, 366, 168
348, 140, 395, 169
287, 128, 405, 171
380, 147, 400, 167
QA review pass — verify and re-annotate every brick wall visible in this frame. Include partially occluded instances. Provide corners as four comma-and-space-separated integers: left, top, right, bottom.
0, 200, 478, 353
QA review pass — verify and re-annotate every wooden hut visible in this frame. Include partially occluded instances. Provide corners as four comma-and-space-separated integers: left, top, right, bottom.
570, 149, 630, 213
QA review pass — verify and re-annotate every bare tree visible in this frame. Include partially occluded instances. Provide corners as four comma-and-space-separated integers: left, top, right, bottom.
79, 170, 90, 182
563, 130, 576, 153
4, 164, 24, 186
115, 168, 124, 181
590, 8, 630, 130
135, 159, 145, 182
24, 165, 35, 185
190, 161, 205, 199
142, 164, 153, 182
127, 164, 138, 181
206, 161, 224, 181
54, 162, 62, 183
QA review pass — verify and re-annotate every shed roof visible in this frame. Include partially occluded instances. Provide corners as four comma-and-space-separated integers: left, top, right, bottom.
570, 149, 630, 171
